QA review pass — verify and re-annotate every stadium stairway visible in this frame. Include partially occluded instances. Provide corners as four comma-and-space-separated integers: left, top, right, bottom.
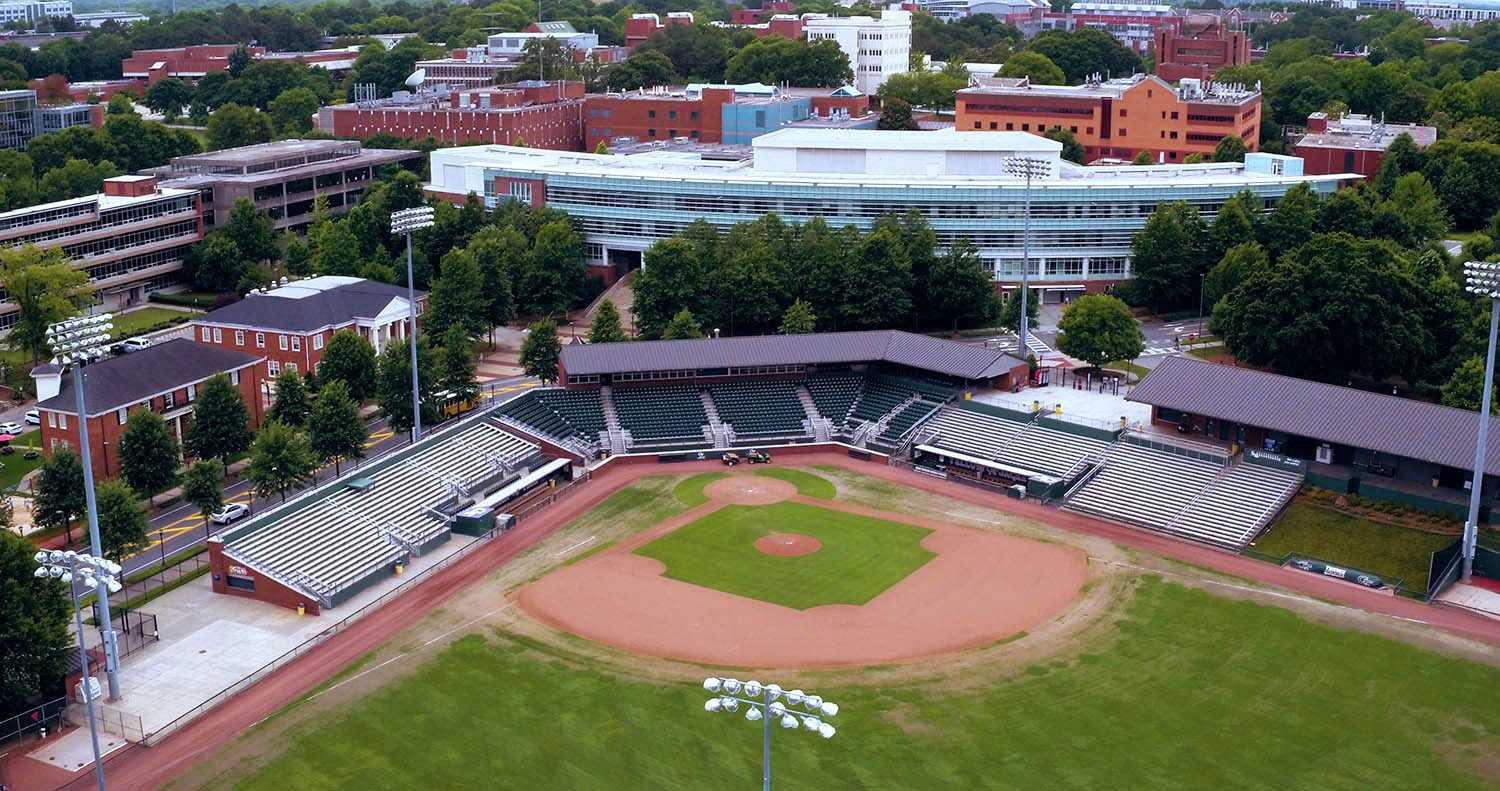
599, 386, 627, 456
796, 385, 831, 441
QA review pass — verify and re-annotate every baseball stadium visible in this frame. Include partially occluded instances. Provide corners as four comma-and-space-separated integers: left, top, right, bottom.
63, 331, 1500, 790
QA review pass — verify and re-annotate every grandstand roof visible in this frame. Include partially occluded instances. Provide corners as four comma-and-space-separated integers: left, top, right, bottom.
1127, 356, 1500, 476
560, 330, 1027, 380
39, 339, 262, 417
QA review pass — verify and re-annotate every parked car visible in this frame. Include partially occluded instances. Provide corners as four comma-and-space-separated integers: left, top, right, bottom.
209, 502, 250, 525
24, 409, 39, 425
0, 421, 23, 435
121, 337, 153, 353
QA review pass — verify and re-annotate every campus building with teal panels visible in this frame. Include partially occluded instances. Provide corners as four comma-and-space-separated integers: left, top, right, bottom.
426, 128, 1355, 294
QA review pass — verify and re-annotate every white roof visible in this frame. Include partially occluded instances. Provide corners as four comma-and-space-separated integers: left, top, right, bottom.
262, 275, 366, 299
750, 128, 1059, 153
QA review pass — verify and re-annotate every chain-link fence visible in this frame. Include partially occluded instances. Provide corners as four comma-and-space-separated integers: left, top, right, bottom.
0, 697, 66, 747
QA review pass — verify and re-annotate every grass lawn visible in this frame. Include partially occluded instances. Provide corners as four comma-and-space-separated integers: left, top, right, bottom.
753, 467, 836, 499
222, 576, 1500, 791
634, 501, 933, 609
0, 429, 43, 490
1252, 500, 1456, 589
110, 306, 194, 339
1104, 360, 1152, 382
673, 472, 727, 506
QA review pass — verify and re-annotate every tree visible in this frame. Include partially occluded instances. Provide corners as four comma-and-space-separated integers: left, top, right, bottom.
662, 308, 704, 340
1257, 183, 1322, 260
519, 320, 562, 382
1057, 294, 1144, 368
594, 141, 609, 155
999, 288, 1040, 335
311, 219, 362, 276
317, 330, 378, 401
106, 92, 133, 116
184, 373, 253, 474
1213, 135, 1248, 163
426, 248, 486, 340
927, 240, 999, 332
779, 299, 817, 335
588, 300, 627, 343
143, 77, 192, 120
878, 97, 919, 131
635, 236, 711, 337
1387, 172, 1449, 245
518, 220, 587, 315
206, 103, 273, 150
375, 336, 438, 434
1208, 191, 1259, 264
308, 379, 365, 476
37, 159, 118, 203
878, 70, 966, 110
117, 410, 180, 506
267, 86, 320, 135
0, 245, 92, 363
437, 324, 480, 404
187, 233, 246, 293
1373, 132, 1422, 197
997, 51, 1065, 85
267, 369, 311, 427
247, 422, 317, 503
1043, 127, 1085, 164
0, 531, 70, 716
724, 36, 851, 87
180, 460, 223, 540
1441, 356, 1500, 413
94, 479, 148, 564
222, 198, 278, 263
1132, 150, 1155, 165
34, 449, 83, 546
1203, 242, 1268, 310
468, 226, 522, 344
604, 49, 678, 91
841, 226, 913, 329
1027, 28, 1139, 83
1129, 202, 1208, 312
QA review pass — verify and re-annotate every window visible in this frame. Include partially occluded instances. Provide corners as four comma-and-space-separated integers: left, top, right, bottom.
1006, 122, 1014, 130
974, 121, 981, 129
200, 326, 211, 341
669, 110, 677, 120
1087, 126, 1094, 135
47, 411, 55, 428
230, 370, 240, 385
690, 111, 699, 120
291, 336, 301, 352
989, 122, 997, 130
225, 575, 255, 591
648, 110, 656, 119
268, 360, 279, 376
313, 334, 323, 350
1119, 109, 1127, 117
116, 407, 127, 425
1070, 126, 1078, 133
1170, 111, 1179, 120
287, 362, 297, 373
755, 110, 766, 128
1119, 128, 1127, 136
163, 392, 175, 410
1021, 123, 1030, 131
186, 383, 197, 402
234, 330, 244, 346
279, 335, 288, 351
58, 413, 66, 429
648, 128, 656, 137
255, 332, 264, 348
212, 328, 222, 343
669, 129, 677, 137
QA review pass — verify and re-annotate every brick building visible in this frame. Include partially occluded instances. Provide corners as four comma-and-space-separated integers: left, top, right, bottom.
584, 83, 870, 151
149, 139, 420, 230
191, 276, 426, 383
32, 339, 265, 480
1153, 14, 1251, 82
121, 45, 266, 85
317, 81, 585, 148
1293, 112, 1438, 178
956, 73, 1260, 163
624, 12, 695, 48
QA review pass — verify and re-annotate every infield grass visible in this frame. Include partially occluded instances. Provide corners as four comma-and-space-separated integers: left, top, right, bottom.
753, 467, 836, 499
219, 576, 1500, 791
634, 501, 934, 609
672, 472, 727, 506
1254, 501, 1455, 589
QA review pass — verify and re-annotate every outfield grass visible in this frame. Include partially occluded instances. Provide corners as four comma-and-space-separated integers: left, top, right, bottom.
0, 429, 42, 490
673, 472, 727, 506
1254, 501, 1456, 589
634, 501, 933, 609
753, 467, 836, 499
224, 576, 1500, 791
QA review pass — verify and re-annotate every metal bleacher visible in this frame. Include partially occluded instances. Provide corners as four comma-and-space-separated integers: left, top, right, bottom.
710, 380, 806, 437
612, 384, 708, 444
919, 407, 1028, 461
225, 421, 539, 607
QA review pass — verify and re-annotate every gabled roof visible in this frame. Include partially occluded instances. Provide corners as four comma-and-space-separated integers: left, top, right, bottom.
196, 277, 423, 332
1128, 355, 1500, 476
560, 330, 1026, 380
39, 339, 262, 416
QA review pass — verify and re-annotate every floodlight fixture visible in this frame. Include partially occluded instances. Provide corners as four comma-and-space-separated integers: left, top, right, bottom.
702, 677, 839, 790
1462, 261, 1500, 583
390, 205, 436, 441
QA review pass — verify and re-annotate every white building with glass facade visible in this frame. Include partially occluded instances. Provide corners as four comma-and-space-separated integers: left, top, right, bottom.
0, 0, 71, 24
426, 128, 1353, 299
804, 8, 911, 95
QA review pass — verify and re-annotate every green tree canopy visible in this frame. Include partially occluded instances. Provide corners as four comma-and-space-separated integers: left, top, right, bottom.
997, 51, 1064, 85
375, 336, 438, 435
34, 449, 83, 546
1129, 202, 1208, 312
267, 86, 320, 135
268, 368, 312, 427
317, 330, 378, 401
519, 320, 562, 382
661, 308, 704, 340
0, 531, 70, 715
427, 248, 486, 340
308, 379, 365, 475
118, 409, 180, 505
95, 479, 148, 563
180, 460, 224, 539
588, 299, 628, 344
1212, 135, 1249, 163
184, 373, 253, 474
206, 103, 274, 150
1441, 356, 1500, 413
927, 239, 999, 331
778, 299, 817, 335
877, 97, 919, 131
1057, 294, 1145, 368
247, 421, 317, 503
1, 245, 92, 363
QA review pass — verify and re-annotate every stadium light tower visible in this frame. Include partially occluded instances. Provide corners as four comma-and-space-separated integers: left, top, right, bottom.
391, 205, 435, 442
1002, 156, 1050, 362
34, 549, 122, 791
1462, 261, 1500, 582
47, 314, 124, 702
703, 676, 838, 791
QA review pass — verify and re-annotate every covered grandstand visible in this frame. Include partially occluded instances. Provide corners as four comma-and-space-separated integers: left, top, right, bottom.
209, 412, 558, 614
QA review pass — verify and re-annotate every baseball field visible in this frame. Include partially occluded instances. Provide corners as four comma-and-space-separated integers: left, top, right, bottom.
176, 465, 1500, 791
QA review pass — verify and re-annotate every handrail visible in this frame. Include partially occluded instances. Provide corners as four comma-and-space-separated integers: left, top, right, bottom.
1061, 455, 1106, 501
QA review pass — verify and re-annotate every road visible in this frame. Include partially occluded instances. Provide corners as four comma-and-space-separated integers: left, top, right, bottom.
116, 375, 540, 579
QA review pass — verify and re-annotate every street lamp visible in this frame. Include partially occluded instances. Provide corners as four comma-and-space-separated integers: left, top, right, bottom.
703, 676, 838, 791
34, 549, 122, 791
391, 205, 435, 443
1462, 261, 1500, 583
47, 314, 123, 702
1002, 156, 1050, 362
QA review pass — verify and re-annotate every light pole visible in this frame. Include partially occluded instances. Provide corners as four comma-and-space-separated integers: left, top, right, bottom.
47, 314, 123, 701
1462, 261, 1500, 583
1197, 272, 1207, 339
1003, 156, 1049, 362
391, 206, 435, 443
33, 549, 122, 791
703, 676, 838, 791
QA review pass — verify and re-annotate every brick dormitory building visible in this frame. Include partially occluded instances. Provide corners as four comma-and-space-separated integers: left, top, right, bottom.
191, 275, 426, 383
32, 339, 266, 480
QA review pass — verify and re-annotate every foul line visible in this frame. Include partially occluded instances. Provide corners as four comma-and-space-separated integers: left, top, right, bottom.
300, 604, 513, 705
556, 536, 597, 556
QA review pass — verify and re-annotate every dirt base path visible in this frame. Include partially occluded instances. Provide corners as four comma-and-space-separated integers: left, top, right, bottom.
517, 477, 1088, 668
61, 453, 1500, 791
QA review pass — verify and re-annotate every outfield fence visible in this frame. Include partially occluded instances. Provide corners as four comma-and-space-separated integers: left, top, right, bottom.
0, 696, 66, 748
1239, 548, 1417, 598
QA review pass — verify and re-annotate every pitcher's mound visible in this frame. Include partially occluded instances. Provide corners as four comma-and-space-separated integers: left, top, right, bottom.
755, 532, 822, 557
704, 476, 796, 505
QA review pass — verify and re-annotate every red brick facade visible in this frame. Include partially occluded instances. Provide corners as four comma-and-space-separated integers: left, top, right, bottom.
1153, 19, 1251, 83
319, 82, 586, 148
191, 307, 424, 384
584, 87, 734, 151
121, 45, 266, 84
209, 540, 322, 615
